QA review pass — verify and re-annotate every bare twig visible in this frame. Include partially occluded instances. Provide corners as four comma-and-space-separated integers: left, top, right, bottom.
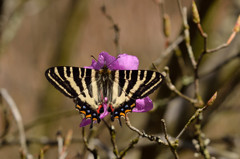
181, 8, 194, 68
164, 67, 197, 104
102, 119, 119, 158
155, 0, 171, 47
0, 98, 10, 139
194, 116, 211, 159
161, 119, 179, 159
57, 130, 73, 159
202, 51, 240, 78
151, 35, 185, 69
125, 116, 166, 145
82, 127, 98, 159
183, 23, 196, 66
23, 110, 76, 132
38, 146, 49, 159
206, 15, 239, 53
101, 4, 121, 55
0, 89, 32, 158
177, 2, 205, 106
176, 0, 184, 19
193, 92, 217, 159
56, 131, 67, 159
176, 92, 217, 140
176, 107, 204, 140
119, 136, 139, 158
0, 136, 83, 148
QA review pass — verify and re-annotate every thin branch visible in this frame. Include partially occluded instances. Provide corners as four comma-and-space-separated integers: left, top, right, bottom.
151, 35, 185, 69
161, 119, 179, 159
194, 116, 211, 159
101, 4, 121, 55
206, 15, 240, 53
155, 0, 171, 47
0, 99, 10, 139
57, 131, 67, 159
23, 110, 76, 132
176, 107, 204, 140
193, 93, 218, 159
102, 119, 119, 158
202, 52, 240, 78
82, 127, 98, 159
176, 92, 217, 140
0, 137, 83, 148
182, 6, 197, 71
125, 116, 167, 145
176, 0, 184, 19
164, 67, 197, 104
0, 89, 32, 158
119, 136, 139, 158
57, 130, 73, 159
181, 6, 205, 106
38, 146, 49, 159
194, 15, 239, 107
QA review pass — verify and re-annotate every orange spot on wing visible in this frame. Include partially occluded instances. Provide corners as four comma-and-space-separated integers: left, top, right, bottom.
120, 112, 125, 117
85, 114, 92, 118
76, 105, 81, 109
125, 110, 131, 113
131, 104, 135, 108
80, 111, 86, 114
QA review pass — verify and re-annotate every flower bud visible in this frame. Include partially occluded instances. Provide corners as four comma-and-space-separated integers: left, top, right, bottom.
192, 1, 200, 24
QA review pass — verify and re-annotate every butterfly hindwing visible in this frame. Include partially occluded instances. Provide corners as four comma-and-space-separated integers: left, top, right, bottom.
110, 70, 164, 102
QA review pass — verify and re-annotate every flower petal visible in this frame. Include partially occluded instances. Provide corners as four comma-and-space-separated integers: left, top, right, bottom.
133, 97, 153, 113
79, 118, 92, 127
100, 52, 120, 70
85, 52, 121, 70
85, 52, 139, 71
117, 54, 139, 70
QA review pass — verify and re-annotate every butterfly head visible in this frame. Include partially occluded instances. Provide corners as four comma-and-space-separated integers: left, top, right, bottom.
99, 64, 111, 76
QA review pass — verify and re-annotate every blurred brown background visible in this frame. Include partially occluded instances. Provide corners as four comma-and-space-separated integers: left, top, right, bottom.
0, 0, 240, 158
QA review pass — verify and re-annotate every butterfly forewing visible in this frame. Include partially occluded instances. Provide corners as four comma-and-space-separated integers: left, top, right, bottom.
111, 70, 164, 100
45, 67, 101, 109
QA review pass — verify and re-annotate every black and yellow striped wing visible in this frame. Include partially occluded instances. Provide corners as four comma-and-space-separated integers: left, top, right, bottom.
108, 70, 164, 119
45, 66, 164, 126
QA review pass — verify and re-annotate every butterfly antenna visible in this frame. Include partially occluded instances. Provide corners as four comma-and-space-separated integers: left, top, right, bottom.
152, 63, 160, 72
152, 63, 166, 77
107, 55, 120, 67
91, 55, 98, 62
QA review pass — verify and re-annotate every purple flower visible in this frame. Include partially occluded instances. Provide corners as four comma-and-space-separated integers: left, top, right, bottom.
80, 52, 153, 127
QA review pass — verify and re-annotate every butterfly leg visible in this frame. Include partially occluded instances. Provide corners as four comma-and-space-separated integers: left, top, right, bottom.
108, 104, 115, 121
118, 117, 122, 127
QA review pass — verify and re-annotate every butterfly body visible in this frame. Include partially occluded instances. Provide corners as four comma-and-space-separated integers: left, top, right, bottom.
45, 65, 164, 127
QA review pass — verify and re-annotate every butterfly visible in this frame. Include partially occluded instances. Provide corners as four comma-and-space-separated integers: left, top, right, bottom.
45, 64, 164, 127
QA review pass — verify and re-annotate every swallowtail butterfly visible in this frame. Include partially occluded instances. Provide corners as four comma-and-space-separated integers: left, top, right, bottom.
45, 64, 164, 127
